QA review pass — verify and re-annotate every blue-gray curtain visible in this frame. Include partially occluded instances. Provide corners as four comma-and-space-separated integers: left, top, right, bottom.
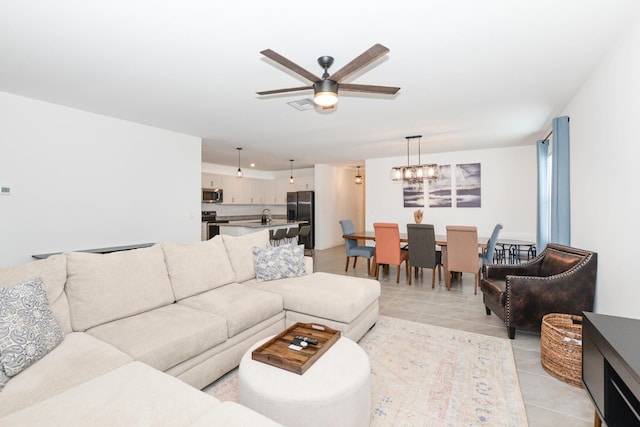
536, 139, 549, 250
537, 116, 571, 251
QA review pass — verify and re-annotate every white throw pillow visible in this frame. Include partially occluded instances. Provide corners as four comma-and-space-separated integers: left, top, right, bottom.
253, 244, 307, 282
0, 277, 64, 379
222, 230, 270, 282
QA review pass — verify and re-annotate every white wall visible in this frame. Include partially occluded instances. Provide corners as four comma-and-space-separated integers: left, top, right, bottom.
0, 92, 202, 266
563, 13, 640, 318
314, 164, 364, 250
365, 145, 537, 240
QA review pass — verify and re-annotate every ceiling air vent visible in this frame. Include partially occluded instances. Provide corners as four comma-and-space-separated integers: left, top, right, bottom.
287, 98, 315, 111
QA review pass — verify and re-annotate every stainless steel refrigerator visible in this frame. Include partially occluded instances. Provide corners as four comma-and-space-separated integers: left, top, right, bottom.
287, 191, 315, 250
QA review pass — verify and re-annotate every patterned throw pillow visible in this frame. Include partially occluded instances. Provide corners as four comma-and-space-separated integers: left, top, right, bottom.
0, 277, 64, 379
253, 244, 307, 282
0, 366, 8, 391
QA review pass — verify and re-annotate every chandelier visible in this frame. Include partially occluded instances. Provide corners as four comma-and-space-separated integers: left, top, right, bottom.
390, 135, 438, 182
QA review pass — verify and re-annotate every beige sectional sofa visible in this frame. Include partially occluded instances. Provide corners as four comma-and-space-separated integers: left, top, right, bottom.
0, 230, 380, 425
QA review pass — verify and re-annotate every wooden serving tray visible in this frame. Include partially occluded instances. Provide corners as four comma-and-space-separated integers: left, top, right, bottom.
251, 322, 341, 375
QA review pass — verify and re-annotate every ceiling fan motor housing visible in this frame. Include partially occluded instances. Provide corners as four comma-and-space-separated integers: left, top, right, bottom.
314, 79, 338, 93
318, 55, 334, 77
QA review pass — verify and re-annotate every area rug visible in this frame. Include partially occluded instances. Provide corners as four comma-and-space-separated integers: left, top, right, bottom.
204, 316, 528, 426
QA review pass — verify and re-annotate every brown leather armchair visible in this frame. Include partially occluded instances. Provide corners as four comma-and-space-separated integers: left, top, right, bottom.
480, 243, 597, 339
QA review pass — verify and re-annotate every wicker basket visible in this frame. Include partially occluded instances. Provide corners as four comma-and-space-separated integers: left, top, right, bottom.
540, 313, 583, 388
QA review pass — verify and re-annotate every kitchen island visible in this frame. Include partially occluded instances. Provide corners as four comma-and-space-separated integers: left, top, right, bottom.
218, 220, 307, 237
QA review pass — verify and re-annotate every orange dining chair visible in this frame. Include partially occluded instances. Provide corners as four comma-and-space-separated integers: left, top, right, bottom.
373, 223, 409, 283
445, 225, 483, 294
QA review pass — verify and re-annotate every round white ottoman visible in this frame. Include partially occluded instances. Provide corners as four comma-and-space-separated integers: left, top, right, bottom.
239, 336, 371, 427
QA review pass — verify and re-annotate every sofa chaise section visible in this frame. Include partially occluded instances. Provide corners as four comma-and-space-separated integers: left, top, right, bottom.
0, 361, 281, 427
245, 272, 381, 341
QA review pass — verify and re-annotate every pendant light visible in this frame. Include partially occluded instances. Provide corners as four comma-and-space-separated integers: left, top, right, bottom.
289, 159, 294, 184
389, 135, 438, 182
236, 148, 243, 178
355, 166, 363, 184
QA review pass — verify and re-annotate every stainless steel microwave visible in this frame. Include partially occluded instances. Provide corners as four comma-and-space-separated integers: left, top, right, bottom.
202, 188, 223, 203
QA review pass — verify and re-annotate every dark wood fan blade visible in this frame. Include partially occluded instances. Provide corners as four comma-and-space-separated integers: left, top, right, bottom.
329, 44, 390, 82
260, 49, 321, 83
256, 86, 313, 95
339, 83, 400, 95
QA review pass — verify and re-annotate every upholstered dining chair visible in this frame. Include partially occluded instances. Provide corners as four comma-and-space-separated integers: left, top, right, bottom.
406, 224, 442, 287
339, 219, 375, 273
284, 227, 299, 244
479, 223, 503, 269
373, 223, 409, 283
269, 228, 286, 246
297, 224, 312, 254
445, 225, 483, 294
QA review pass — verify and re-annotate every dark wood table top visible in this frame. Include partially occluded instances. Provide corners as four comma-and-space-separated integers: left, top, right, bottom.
343, 231, 488, 248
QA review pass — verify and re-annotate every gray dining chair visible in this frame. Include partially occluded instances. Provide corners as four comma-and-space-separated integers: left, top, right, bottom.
339, 219, 375, 273
406, 224, 442, 287
269, 228, 286, 246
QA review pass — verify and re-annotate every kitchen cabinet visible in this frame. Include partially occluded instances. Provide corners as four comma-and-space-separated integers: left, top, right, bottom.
223, 175, 249, 204
202, 173, 223, 189
250, 179, 266, 204
223, 176, 268, 205
294, 176, 314, 191
265, 177, 290, 205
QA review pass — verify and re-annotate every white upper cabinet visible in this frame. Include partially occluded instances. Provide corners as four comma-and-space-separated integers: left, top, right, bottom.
221, 176, 267, 205
202, 172, 313, 205
294, 176, 314, 191
202, 173, 224, 189
250, 179, 265, 205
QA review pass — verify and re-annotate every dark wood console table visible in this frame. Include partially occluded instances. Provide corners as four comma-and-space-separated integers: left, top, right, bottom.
32, 243, 154, 259
583, 312, 640, 427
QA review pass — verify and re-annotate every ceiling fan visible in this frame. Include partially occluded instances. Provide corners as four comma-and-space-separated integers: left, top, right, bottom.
256, 43, 400, 109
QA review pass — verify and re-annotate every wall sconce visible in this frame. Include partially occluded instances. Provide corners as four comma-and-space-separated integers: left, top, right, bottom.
236, 147, 243, 178
289, 159, 294, 184
355, 166, 363, 184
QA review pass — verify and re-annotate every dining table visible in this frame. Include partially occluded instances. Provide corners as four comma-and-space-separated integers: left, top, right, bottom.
342, 231, 488, 288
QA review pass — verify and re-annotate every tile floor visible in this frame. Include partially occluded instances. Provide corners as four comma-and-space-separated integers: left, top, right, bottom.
311, 244, 596, 427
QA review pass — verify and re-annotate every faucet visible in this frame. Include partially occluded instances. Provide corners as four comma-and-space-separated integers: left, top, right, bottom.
261, 208, 272, 224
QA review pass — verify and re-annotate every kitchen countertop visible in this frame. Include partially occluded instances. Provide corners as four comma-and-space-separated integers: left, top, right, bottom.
219, 220, 307, 228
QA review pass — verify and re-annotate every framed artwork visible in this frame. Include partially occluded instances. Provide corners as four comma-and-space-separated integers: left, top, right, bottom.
403, 178, 424, 208
428, 165, 452, 207
455, 163, 481, 207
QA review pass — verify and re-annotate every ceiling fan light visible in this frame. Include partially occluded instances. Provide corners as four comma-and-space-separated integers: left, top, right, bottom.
313, 80, 338, 107
314, 92, 338, 107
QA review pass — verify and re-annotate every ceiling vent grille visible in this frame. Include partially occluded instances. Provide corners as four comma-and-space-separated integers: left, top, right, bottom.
287, 98, 315, 111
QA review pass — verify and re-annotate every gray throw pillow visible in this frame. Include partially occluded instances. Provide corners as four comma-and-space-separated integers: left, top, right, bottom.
0, 277, 64, 378
253, 244, 307, 282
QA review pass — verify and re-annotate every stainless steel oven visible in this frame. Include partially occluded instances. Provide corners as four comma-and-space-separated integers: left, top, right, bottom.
202, 211, 228, 240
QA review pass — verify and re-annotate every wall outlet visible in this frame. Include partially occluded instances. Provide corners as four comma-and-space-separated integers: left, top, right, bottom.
1, 186, 11, 195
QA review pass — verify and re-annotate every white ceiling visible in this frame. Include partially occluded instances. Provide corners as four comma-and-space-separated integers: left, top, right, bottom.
1, 1, 639, 170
